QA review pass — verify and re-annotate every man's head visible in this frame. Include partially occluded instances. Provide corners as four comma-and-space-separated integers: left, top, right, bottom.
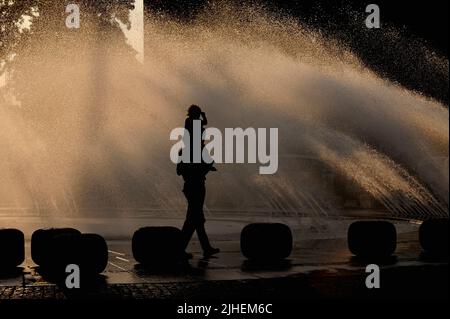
187, 104, 202, 119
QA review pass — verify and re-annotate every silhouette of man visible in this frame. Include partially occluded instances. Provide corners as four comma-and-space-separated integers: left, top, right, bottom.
177, 105, 220, 258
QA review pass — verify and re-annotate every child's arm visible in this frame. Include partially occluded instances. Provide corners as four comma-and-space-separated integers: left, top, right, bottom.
201, 111, 208, 126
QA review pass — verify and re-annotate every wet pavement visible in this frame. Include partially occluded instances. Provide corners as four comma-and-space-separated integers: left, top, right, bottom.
0, 215, 448, 300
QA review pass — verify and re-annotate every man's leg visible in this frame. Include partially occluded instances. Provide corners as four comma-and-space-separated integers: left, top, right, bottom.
197, 222, 220, 257
181, 187, 197, 250
181, 217, 196, 250
193, 184, 219, 256
196, 223, 212, 252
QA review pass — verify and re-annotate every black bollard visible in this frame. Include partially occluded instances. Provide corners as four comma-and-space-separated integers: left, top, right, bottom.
132, 227, 185, 266
419, 218, 449, 257
0, 229, 25, 270
48, 233, 108, 275
348, 221, 397, 259
240, 223, 293, 261
31, 228, 81, 266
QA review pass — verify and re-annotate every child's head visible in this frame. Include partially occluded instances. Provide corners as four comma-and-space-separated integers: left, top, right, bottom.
187, 104, 202, 119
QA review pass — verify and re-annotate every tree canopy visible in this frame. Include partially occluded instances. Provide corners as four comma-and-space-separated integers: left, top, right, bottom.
0, 0, 137, 94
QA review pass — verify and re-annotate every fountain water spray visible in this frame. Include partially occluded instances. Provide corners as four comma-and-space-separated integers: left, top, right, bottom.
0, 1, 447, 220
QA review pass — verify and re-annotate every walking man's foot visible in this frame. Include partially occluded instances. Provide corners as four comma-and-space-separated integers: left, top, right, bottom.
203, 247, 220, 258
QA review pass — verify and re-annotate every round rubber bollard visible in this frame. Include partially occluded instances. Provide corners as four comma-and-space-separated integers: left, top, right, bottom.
419, 219, 449, 256
0, 229, 25, 269
240, 223, 293, 260
348, 221, 397, 259
44, 233, 108, 275
79, 233, 108, 274
31, 228, 81, 266
46, 233, 81, 273
132, 227, 185, 265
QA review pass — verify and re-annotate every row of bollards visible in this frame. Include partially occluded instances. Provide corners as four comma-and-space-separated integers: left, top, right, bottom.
0, 228, 108, 276
31, 229, 108, 275
348, 219, 448, 260
0, 219, 448, 274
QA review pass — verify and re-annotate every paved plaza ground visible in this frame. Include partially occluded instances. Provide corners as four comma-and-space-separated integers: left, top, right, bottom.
0, 214, 448, 300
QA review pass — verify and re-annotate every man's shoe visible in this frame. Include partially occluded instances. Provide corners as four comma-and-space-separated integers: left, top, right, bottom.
203, 247, 220, 258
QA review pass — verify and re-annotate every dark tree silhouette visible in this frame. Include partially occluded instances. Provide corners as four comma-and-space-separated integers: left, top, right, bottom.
0, 1, 140, 214
1, 0, 137, 118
